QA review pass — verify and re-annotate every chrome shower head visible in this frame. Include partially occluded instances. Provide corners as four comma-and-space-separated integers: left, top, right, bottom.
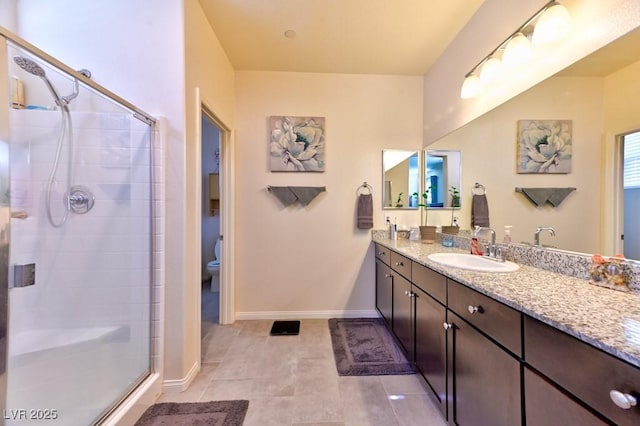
14, 56, 47, 78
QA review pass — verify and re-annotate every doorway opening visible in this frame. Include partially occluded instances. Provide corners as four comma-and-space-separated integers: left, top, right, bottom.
621, 130, 640, 259
201, 113, 221, 335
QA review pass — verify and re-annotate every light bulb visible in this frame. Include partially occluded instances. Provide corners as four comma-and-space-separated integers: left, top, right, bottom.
502, 32, 533, 68
460, 75, 481, 99
532, 2, 571, 45
479, 57, 503, 85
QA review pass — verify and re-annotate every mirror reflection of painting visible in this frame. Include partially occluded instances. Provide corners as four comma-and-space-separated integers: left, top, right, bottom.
517, 119, 572, 174
382, 150, 419, 209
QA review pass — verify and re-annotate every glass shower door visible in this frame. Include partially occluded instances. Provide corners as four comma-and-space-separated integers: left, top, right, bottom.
3, 40, 154, 425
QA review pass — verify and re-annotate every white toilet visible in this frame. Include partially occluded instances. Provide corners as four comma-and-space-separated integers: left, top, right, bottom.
206, 238, 221, 293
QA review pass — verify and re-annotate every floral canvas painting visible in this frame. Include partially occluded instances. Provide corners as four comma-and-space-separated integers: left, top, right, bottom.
269, 116, 325, 172
517, 120, 572, 173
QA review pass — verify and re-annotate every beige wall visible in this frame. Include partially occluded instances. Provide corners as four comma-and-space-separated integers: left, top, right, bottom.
604, 60, 640, 134
180, 0, 235, 381
234, 71, 423, 316
430, 76, 604, 253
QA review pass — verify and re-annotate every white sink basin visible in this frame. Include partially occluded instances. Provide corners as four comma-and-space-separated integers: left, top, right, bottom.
427, 253, 520, 273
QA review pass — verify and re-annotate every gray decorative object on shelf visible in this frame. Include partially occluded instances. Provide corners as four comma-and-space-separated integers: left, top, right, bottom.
515, 187, 576, 207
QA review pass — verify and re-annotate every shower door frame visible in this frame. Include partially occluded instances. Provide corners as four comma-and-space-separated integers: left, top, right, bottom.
0, 25, 163, 424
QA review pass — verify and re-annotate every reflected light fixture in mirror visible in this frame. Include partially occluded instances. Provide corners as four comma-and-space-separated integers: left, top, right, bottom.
532, 1, 572, 45
459, 0, 571, 99
502, 32, 533, 68
460, 74, 481, 99
479, 56, 504, 85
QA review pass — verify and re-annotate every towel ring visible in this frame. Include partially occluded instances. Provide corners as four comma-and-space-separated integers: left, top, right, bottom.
472, 182, 486, 195
357, 182, 373, 195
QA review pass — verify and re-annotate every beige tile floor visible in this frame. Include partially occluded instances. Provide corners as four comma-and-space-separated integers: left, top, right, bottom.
157, 284, 446, 425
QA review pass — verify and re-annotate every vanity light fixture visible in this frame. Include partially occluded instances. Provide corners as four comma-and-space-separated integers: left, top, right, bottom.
460, 0, 571, 99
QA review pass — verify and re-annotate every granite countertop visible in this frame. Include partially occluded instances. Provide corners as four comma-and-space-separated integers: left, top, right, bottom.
373, 237, 640, 368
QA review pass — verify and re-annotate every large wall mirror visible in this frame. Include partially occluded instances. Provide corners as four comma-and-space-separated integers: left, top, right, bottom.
427, 27, 640, 260
382, 149, 419, 210
425, 150, 461, 209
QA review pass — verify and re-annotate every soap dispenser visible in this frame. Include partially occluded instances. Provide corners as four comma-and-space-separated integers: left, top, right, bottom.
503, 225, 512, 243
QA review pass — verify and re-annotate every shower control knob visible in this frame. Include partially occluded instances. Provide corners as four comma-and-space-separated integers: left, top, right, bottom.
66, 186, 95, 215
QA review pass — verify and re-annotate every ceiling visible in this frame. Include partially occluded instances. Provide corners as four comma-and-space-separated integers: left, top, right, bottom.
198, 0, 485, 75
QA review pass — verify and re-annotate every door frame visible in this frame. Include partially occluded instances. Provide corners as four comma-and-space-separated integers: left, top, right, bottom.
603, 126, 640, 257
195, 89, 235, 327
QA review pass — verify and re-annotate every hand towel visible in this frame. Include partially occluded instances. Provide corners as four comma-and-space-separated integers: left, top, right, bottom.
548, 188, 576, 207
357, 194, 373, 229
268, 186, 298, 206
288, 186, 326, 206
519, 188, 555, 207
471, 193, 490, 228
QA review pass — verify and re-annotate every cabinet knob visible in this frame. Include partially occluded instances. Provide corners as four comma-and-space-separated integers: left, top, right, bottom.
395, 261, 404, 266
468, 305, 482, 314
609, 390, 637, 409
404, 290, 410, 296
385, 274, 392, 278
443, 322, 453, 330
378, 251, 385, 256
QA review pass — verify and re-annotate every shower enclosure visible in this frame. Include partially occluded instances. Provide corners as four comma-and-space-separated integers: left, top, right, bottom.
1, 29, 157, 425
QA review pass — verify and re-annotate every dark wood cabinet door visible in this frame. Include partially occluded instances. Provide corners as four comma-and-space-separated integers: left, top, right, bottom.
392, 273, 413, 357
447, 311, 521, 426
414, 286, 447, 417
375, 259, 393, 326
524, 367, 607, 426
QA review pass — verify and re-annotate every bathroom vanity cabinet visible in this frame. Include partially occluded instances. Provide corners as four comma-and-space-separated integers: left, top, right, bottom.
373, 242, 640, 426
374, 258, 393, 326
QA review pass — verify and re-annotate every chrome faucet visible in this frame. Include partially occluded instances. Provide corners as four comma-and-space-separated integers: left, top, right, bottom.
534, 226, 556, 246
474, 226, 496, 246
474, 227, 504, 261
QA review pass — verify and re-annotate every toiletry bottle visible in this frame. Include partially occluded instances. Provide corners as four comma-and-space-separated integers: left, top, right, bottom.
391, 217, 398, 240
471, 226, 481, 255
503, 225, 512, 243
453, 217, 459, 227
386, 217, 392, 239
12, 76, 25, 109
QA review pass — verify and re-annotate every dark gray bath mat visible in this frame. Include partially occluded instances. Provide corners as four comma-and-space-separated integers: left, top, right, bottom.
135, 400, 249, 426
270, 320, 300, 335
328, 318, 415, 376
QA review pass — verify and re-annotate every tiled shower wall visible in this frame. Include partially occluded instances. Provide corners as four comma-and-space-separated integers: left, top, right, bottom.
8, 109, 152, 348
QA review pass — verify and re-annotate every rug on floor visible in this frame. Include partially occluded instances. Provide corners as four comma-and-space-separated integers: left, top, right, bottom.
135, 400, 249, 426
328, 317, 415, 376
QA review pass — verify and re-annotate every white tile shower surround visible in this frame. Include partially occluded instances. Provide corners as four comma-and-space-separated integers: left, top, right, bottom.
159, 287, 445, 426
7, 108, 159, 422
9, 109, 153, 332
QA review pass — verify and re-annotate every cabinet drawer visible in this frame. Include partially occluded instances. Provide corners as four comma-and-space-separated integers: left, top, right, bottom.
412, 262, 446, 305
448, 280, 521, 356
374, 243, 390, 265
525, 316, 640, 426
390, 251, 411, 280
524, 367, 607, 425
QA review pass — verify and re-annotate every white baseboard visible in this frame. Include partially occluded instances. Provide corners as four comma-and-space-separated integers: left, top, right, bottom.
103, 373, 161, 426
161, 360, 200, 394
235, 309, 379, 320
